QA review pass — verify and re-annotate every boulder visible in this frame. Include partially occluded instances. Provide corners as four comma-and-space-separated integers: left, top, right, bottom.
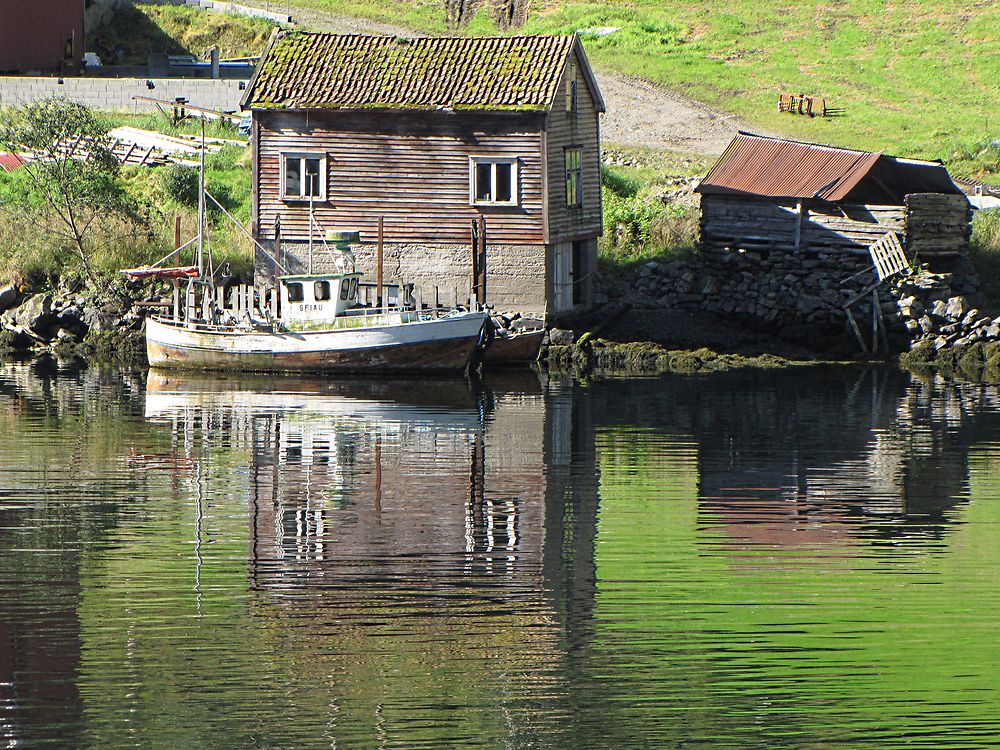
547, 328, 575, 346
930, 299, 949, 320
0, 285, 19, 314
14, 294, 59, 341
945, 296, 968, 321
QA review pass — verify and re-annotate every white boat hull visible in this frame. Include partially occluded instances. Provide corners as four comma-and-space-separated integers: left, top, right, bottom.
145, 312, 489, 373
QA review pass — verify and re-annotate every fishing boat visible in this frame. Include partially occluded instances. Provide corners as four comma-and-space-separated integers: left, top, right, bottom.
142, 268, 491, 373
124, 126, 490, 374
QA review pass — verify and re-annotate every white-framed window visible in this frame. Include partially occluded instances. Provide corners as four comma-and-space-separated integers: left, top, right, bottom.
470, 157, 519, 206
281, 153, 326, 201
565, 146, 583, 208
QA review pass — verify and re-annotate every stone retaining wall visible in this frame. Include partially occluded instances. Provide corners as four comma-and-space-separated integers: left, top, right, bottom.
0, 76, 247, 112
609, 244, 981, 352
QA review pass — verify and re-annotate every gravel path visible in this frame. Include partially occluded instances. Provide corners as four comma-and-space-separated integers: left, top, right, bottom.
240, 2, 765, 155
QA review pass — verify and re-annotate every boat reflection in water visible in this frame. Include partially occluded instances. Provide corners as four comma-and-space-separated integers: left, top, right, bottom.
8, 361, 1000, 748
142, 367, 600, 743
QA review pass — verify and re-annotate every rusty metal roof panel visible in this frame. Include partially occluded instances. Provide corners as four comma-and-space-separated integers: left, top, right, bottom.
246, 32, 579, 112
697, 133, 882, 201
0, 153, 25, 173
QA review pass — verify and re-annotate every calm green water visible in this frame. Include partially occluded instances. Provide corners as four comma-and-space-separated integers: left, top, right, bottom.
2, 361, 1000, 748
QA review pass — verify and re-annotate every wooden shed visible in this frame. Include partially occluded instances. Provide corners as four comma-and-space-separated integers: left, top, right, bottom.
242, 31, 605, 317
696, 133, 971, 261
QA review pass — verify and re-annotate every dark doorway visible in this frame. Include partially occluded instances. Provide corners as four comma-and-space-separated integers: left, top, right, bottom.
572, 241, 584, 306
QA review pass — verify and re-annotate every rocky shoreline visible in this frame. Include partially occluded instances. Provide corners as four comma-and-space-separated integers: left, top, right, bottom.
4, 267, 1000, 381
0, 277, 149, 363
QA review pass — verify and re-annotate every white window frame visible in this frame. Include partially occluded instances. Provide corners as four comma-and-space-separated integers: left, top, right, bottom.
281, 152, 327, 202
469, 156, 519, 207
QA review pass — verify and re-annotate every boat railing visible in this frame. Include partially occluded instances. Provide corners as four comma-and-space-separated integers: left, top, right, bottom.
154, 279, 479, 332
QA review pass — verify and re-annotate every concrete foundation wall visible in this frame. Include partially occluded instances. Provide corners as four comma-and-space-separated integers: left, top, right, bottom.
0, 76, 246, 112
259, 241, 549, 316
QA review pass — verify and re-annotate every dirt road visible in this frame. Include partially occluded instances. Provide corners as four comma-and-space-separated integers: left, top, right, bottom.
242, 2, 764, 155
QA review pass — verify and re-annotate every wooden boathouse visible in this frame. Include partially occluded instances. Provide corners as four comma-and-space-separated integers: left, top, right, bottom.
696, 133, 972, 261
242, 31, 605, 317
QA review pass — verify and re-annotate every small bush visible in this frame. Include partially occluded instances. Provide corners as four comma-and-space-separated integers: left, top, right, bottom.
160, 164, 200, 207
601, 164, 642, 198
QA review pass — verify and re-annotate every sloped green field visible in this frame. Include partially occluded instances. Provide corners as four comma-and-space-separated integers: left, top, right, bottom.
287, 0, 1000, 180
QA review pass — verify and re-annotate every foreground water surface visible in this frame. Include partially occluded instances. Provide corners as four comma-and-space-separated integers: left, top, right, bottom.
2, 361, 1000, 748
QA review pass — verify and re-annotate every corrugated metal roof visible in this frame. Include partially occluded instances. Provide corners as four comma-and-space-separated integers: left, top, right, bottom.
0, 153, 25, 173
245, 32, 580, 112
697, 133, 882, 200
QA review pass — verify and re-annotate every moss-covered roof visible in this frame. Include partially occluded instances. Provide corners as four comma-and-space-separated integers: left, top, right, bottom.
244, 32, 579, 112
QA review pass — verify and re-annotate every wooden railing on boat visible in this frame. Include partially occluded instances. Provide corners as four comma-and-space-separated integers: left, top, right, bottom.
154, 278, 479, 325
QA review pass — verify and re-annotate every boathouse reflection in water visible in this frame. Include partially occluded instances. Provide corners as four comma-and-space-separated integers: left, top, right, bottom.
0, 361, 998, 747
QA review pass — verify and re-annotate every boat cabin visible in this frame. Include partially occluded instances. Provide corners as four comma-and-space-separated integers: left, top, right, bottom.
279, 273, 361, 323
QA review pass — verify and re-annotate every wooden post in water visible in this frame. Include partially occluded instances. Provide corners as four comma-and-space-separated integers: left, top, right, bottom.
477, 215, 487, 307
377, 216, 384, 310
471, 219, 480, 307
273, 220, 282, 281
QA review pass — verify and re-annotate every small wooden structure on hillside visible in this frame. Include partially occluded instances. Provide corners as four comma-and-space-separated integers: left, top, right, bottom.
241, 31, 605, 318
696, 133, 972, 262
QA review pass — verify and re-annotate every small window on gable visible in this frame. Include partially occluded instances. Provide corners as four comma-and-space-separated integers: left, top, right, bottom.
565, 147, 583, 208
286, 282, 304, 302
470, 158, 519, 206
282, 153, 326, 201
565, 65, 578, 112
314, 281, 331, 301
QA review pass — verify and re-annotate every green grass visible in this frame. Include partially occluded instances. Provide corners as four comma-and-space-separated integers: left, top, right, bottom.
0, 112, 255, 284
284, 0, 1000, 182
599, 151, 706, 267
88, 3, 279, 64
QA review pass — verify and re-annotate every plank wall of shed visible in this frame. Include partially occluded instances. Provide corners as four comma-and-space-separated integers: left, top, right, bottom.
254, 110, 546, 246
700, 195, 905, 256
904, 193, 973, 256
544, 49, 603, 244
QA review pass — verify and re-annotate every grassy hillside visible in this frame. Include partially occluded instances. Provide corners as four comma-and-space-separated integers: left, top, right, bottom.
0, 112, 255, 282
283, 0, 1000, 181
88, 4, 277, 65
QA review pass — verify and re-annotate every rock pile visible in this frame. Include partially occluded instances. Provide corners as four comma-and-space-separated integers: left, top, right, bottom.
893, 270, 1000, 352
595, 246, 983, 356
0, 277, 149, 359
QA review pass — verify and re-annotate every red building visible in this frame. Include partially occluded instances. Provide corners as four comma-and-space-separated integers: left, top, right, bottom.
0, 0, 84, 73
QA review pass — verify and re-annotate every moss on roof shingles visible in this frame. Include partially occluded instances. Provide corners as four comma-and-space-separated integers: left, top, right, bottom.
247, 32, 577, 111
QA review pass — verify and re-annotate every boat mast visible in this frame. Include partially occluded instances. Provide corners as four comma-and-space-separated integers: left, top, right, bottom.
197, 119, 206, 277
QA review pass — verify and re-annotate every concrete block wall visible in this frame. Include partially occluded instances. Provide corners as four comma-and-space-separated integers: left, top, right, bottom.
0, 76, 247, 113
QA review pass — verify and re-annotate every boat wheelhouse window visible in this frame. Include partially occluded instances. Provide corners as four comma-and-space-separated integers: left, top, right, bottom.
286, 282, 304, 302
340, 277, 358, 301
314, 281, 331, 301
282, 154, 325, 200
470, 157, 518, 206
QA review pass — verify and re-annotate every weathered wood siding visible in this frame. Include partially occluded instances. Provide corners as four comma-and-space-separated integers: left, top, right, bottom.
701, 194, 971, 258
904, 193, 972, 257
254, 110, 546, 246
544, 49, 602, 244
701, 195, 906, 256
